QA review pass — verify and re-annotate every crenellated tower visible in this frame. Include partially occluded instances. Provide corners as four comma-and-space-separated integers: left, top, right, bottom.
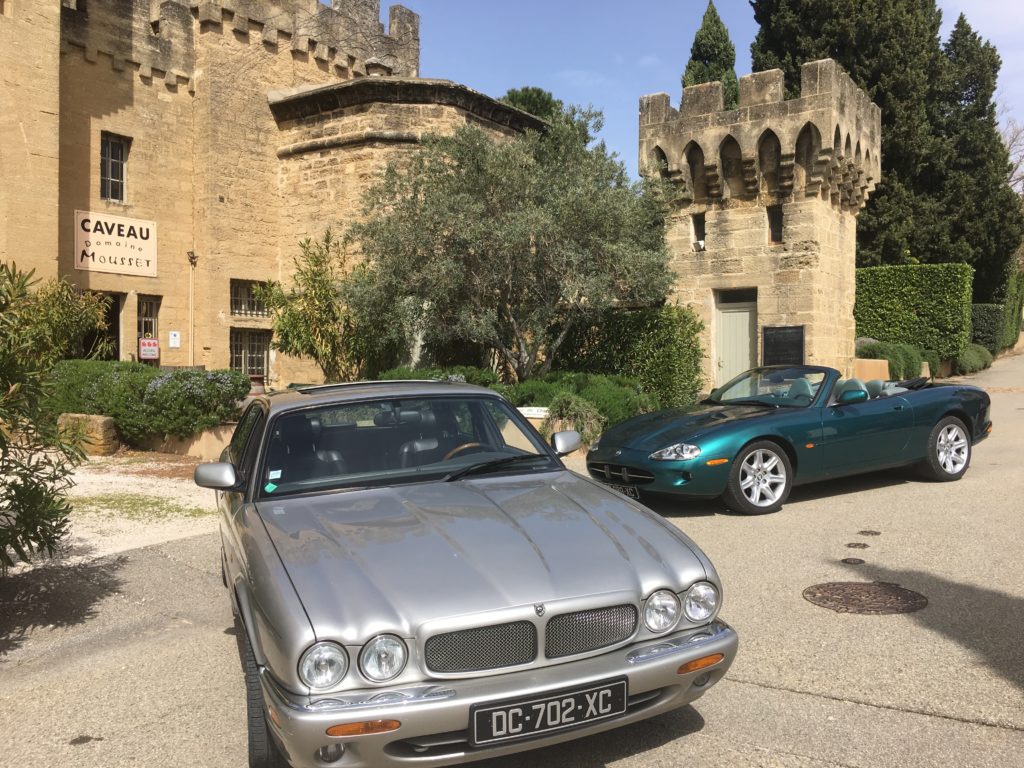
639, 59, 881, 386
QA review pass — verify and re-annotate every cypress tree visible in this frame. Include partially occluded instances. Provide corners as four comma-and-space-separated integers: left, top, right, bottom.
684, 1, 740, 110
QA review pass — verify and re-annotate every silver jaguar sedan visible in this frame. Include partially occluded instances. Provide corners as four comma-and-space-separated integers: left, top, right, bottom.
195, 380, 738, 768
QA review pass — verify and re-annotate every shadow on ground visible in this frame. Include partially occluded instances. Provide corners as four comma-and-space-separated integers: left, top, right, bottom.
839, 562, 1024, 692
0, 555, 126, 657
478, 705, 705, 768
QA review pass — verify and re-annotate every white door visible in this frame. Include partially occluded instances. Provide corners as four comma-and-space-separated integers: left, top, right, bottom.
716, 302, 757, 386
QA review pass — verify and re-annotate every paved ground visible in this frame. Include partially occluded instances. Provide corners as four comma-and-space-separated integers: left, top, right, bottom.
2, 353, 1023, 768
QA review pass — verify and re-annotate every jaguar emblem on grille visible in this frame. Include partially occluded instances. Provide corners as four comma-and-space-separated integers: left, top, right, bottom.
534, 603, 546, 617
614, 449, 622, 457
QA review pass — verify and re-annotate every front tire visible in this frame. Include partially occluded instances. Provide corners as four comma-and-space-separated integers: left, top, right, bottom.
920, 416, 971, 481
722, 441, 793, 515
237, 621, 290, 768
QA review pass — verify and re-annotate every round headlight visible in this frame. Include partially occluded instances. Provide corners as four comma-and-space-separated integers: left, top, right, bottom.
683, 582, 720, 623
298, 642, 348, 690
644, 589, 681, 633
359, 635, 408, 682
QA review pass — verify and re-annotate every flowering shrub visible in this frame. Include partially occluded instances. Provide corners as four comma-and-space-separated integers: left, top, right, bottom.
143, 370, 251, 438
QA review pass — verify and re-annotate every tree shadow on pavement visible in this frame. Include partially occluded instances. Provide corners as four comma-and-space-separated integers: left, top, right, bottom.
477, 705, 706, 768
0, 555, 126, 657
839, 561, 1024, 692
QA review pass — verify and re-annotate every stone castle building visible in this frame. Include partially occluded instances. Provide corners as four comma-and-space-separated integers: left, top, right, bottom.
639, 59, 881, 386
0, 0, 540, 384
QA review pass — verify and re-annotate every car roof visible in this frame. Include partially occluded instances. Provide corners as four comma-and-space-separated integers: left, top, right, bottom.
256, 379, 503, 416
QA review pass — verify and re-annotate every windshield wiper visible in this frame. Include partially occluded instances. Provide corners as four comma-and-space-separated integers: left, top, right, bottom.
443, 454, 547, 482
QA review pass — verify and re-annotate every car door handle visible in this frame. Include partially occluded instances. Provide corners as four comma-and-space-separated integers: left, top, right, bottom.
892, 405, 905, 411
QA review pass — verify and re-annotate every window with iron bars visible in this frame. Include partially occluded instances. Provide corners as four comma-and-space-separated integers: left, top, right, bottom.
230, 329, 271, 377
230, 280, 270, 317
100, 132, 131, 202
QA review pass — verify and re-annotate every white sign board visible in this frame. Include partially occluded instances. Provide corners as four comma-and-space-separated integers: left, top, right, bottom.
168, 331, 181, 349
139, 338, 160, 360
75, 210, 157, 277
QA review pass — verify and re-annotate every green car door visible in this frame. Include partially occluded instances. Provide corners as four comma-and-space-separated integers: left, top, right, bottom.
821, 394, 914, 472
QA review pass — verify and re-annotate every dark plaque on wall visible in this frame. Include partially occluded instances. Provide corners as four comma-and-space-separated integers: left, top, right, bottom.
762, 325, 805, 366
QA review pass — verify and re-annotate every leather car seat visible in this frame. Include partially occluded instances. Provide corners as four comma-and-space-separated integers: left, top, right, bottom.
865, 379, 885, 399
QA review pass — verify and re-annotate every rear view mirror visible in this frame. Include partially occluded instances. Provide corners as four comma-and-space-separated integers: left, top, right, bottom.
836, 389, 868, 406
195, 462, 238, 490
551, 430, 582, 456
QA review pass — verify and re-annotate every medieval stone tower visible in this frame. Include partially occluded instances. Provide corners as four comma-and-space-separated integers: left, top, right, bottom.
639, 59, 881, 387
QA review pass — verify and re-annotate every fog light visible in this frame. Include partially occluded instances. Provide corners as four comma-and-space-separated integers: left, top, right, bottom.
693, 672, 711, 686
326, 720, 401, 737
677, 653, 724, 675
316, 743, 345, 763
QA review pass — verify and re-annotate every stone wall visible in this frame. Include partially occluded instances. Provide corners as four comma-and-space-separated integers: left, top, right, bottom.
639, 60, 881, 386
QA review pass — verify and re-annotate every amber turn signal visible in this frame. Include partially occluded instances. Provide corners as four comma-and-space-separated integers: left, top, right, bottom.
677, 653, 725, 676
705, 458, 729, 466
326, 720, 401, 737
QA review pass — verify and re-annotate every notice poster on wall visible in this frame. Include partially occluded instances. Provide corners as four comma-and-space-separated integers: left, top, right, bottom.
139, 338, 160, 360
75, 210, 157, 277
762, 325, 805, 366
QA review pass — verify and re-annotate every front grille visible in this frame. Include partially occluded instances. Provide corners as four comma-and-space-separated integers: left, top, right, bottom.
425, 621, 537, 673
587, 463, 656, 484
545, 604, 638, 658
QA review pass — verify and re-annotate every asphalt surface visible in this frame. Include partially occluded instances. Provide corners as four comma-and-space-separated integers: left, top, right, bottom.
2, 352, 1023, 768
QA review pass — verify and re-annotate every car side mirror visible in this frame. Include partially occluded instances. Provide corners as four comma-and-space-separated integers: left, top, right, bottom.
195, 462, 239, 490
551, 430, 582, 457
836, 389, 868, 406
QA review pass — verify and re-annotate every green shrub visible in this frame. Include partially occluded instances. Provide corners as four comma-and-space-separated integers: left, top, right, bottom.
921, 349, 940, 378
954, 343, 994, 375
44, 359, 123, 417
971, 303, 1003, 354
377, 365, 500, 388
85, 363, 163, 444
143, 370, 250, 438
541, 392, 605, 445
505, 378, 564, 408
1000, 270, 1024, 350
856, 342, 924, 380
557, 305, 704, 408
855, 264, 973, 360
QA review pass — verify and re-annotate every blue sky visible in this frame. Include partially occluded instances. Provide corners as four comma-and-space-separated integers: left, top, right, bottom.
392, 0, 1023, 179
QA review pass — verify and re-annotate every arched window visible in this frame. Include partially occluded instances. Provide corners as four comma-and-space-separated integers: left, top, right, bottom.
650, 146, 671, 182
719, 135, 743, 199
757, 129, 782, 195
685, 141, 706, 202
794, 123, 822, 191
834, 125, 842, 156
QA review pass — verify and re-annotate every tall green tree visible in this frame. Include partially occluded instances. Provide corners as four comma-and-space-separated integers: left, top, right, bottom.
684, 1, 740, 110
750, 0, 1023, 302
1, 264, 109, 570
348, 110, 673, 382
501, 86, 563, 122
937, 15, 1024, 302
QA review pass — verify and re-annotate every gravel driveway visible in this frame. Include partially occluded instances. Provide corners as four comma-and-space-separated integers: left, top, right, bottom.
2, 353, 1023, 768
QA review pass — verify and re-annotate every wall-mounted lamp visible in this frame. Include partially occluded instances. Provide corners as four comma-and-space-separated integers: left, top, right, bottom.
187, 250, 198, 267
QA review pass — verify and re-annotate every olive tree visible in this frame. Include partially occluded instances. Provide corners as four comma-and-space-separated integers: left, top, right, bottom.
348, 109, 673, 382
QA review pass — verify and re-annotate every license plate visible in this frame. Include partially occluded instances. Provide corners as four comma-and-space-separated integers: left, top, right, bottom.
472, 678, 628, 746
607, 483, 640, 499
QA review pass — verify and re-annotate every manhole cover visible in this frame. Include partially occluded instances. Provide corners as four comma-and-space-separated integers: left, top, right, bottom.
841, 557, 865, 565
803, 582, 928, 614
858, 530, 881, 536
846, 542, 869, 549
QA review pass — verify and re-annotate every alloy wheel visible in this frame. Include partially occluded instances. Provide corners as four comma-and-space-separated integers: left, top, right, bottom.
739, 449, 787, 507
936, 424, 969, 475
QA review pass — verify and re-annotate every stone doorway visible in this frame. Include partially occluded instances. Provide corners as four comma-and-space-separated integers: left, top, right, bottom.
715, 289, 757, 385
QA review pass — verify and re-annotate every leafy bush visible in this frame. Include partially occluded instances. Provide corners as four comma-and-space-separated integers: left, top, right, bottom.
143, 370, 250, 438
541, 392, 605, 445
504, 378, 564, 408
856, 342, 924, 380
558, 305, 704, 408
971, 303, 1003, 354
921, 349, 940, 378
1002, 271, 1024, 349
46, 362, 248, 444
855, 264, 973, 360
378, 365, 500, 388
954, 343, 994, 375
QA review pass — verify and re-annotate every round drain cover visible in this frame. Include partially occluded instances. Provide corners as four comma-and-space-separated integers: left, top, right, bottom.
841, 558, 865, 565
846, 542, 869, 549
858, 530, 882, 536
803, 582, 928, 615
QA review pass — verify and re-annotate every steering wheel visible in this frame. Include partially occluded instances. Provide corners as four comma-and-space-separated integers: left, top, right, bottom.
443, 442, 484, 461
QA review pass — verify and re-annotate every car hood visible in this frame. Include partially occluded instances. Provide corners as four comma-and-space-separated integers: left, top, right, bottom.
600, 403, 771, 451
256, 470, 709, 644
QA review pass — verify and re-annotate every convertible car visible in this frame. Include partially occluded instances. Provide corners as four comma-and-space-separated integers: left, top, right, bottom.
587, 365, 992, 515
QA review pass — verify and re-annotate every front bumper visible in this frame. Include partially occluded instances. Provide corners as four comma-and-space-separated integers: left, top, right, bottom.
262, 620, 738, 768
586, 446, 730, 498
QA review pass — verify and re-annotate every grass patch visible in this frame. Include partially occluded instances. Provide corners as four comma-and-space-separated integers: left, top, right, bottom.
72, 494, 214, 521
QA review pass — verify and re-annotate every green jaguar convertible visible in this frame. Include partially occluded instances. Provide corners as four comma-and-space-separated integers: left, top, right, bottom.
586, 365, 992, 514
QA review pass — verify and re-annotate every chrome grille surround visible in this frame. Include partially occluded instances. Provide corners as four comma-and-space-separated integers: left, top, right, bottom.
545, 604, 638, 658
587, 463, 656, 484
424, 620, 537, 673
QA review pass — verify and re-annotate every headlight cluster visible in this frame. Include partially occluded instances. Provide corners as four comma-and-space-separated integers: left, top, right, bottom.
649, 443, 702, 461
589, 434, 602, 452
298, 634, 409, 690
643, 582, 720, 634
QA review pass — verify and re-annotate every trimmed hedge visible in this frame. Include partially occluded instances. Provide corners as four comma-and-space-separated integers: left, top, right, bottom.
971, 303, 1003, 354
856, 342, 924, 380
855, 264, 973, 360
556, 305, 704, 408
1000, 270, 1024, 350
44, 361, 249, 444
377, 365, 500, 388
954, 343, 994, 375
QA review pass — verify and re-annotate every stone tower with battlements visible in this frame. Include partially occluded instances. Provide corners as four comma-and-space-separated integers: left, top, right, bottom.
639, 59, 881, 387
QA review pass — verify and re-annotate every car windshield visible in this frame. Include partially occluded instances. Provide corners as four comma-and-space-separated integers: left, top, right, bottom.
257, 395, 558, 499
711, 367, 827, 408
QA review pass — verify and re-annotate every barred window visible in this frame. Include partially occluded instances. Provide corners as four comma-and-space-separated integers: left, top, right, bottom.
230, 329, 271, 377
137, 295, 160, 339
230, 280, 270, 317
100, 132, 131, 202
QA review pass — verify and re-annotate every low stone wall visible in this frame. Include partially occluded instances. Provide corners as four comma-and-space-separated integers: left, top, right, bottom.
139, 424, 235, 462
57, 413, 119, 456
